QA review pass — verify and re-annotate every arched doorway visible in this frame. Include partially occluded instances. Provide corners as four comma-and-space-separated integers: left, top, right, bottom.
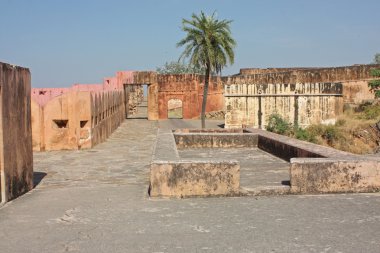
168, 99, 183, 119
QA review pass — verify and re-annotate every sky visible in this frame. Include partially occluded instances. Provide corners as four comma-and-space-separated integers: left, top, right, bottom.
1, 0, 380, 88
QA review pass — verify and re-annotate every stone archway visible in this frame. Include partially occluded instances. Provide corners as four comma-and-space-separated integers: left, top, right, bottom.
167, 99, 183, 119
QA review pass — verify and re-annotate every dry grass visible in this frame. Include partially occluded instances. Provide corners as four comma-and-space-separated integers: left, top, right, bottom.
311, 106, 380, 154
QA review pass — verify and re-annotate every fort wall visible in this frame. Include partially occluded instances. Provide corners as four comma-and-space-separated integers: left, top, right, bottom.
224, 64, 380, 128
32, 89, 125, 151
0, 62, 33, 202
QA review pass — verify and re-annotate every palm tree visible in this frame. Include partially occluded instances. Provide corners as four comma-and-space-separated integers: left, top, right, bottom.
177, 11, 236, 128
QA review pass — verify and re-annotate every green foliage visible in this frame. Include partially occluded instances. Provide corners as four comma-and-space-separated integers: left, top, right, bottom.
266, 114, 292, 135
177, 11, 236, 128
265, 114, 349, 146
294, 127, 316, 142
374, 53, 380, 64
177, 11, 236, 74
357, 103, 380, 120
156, 61, 205, 75
368, 68, 380, 98
370, 68, 380, 77
321, 125, 341, 144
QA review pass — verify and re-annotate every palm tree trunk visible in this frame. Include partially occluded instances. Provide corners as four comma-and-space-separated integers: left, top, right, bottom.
201, 66, 210, 128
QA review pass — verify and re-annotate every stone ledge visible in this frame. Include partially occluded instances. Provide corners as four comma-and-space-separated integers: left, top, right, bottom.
150, 161, 240, 198
246, 128, 354, 160
151, 129, 241, 197
174, 132, 258, 149
290, 158, 380, 193
152, 127, 380, 197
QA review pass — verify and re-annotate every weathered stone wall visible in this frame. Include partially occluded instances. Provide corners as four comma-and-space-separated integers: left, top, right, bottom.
125, 84, 144, 116
225, 64, 380, 128
0, 62, 33, 202
238, 64, 380, 104
150, 129, 240, 197
91, 91, 125, 147
38, 91, 92, 150
224, 82, 343, 128
31, 89, 124, 151
156, 74, 224, 119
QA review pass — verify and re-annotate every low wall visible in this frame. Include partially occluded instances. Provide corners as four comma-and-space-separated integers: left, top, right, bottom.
245, 128, 380, 194
174, 131, 258, 149
290, 158, 380, 193
150, 129, 240, 197
0, 62, 33, 202
150, 161, 240, 197
246, 129, 350, 161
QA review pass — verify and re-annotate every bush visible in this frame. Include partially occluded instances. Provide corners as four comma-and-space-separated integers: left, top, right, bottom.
322, 125, 340, 144
294, 127, 316, 142
266, 114, 292, 135
335, 119, 346, 127
357, 103, 380, 120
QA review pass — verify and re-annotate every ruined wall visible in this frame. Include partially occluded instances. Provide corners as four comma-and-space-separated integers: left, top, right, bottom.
224, 82, 343, 128
0, 62, 33, 202
224, 64, 380, 129
41, 91, 92, 150
91, 91, 125, 147
32, 89, 124, 151
156, 74, 224, 119
125, 84, 144, 116
239, 64, 380, 104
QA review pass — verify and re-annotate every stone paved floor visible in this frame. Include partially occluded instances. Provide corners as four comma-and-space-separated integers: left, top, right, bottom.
1, 119, 380, 252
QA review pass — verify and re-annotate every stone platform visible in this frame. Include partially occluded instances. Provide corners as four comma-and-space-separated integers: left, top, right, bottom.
1, 119, 380, 252
151, 126, 380, 197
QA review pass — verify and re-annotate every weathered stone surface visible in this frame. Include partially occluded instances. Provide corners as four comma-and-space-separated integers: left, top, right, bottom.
0, 62, 33, 202
150, 161, 240, 197
151, 128, 241, 197
224, 82, 344, 128
224, 64, 380, 128
174, 133, 258, 149
31, 89, 124, 151
290, 159, 380, 193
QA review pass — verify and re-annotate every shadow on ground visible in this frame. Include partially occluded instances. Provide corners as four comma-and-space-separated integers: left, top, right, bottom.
33, 172, 47, 188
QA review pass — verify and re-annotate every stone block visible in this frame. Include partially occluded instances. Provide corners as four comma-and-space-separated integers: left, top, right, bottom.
150, 161, 240, 197
290, 159, 380, 193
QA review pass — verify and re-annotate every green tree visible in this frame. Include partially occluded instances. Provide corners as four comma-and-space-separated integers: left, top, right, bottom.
177, 11, 236, 128
373, 53, 380, 64
368, 68, 380, 98
156, 61, 205, 74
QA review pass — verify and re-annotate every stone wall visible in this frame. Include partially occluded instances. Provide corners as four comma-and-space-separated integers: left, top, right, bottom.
156, 74, 224, 119
223, 64, 380, 129
91, 91, 125, 147
238, 64, 380, 104
125, 84, 144, 116
224, 82, 343, 128
0, 62, 33, 202
31, 90, 124, 151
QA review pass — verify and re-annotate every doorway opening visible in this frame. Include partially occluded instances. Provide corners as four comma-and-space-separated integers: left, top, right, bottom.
125, 84, 148, 119
168, 99, 183, 119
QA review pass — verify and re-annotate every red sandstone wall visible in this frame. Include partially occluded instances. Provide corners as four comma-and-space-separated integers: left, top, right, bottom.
0, 62, 33, 202
157, 74, 224, 119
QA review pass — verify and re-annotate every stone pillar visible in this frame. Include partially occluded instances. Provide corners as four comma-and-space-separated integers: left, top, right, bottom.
0, 62, 33, 203
148, 83, 159, 120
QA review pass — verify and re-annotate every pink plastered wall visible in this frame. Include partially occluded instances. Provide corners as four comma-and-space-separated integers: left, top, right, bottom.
32, 70, 136, 106
31, 88, 70, 107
